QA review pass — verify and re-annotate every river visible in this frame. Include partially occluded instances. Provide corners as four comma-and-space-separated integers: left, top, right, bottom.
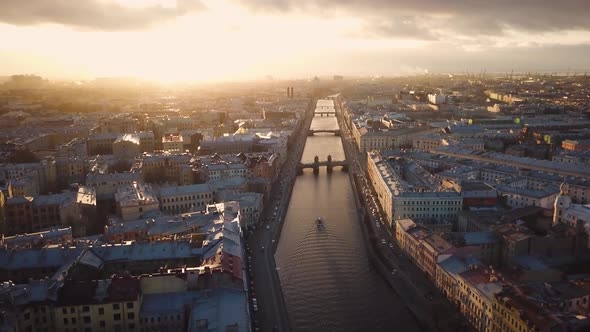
275, 109, 422, 332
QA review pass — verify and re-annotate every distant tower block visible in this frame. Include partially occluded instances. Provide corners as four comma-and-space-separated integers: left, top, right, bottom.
287, 87, 290, 98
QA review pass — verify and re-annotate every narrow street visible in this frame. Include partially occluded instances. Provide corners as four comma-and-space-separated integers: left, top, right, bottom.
245, 100, 315, 332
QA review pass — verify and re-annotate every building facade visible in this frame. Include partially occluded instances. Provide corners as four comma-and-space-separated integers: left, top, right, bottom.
158, 184, 213, 214
115, 182, 160, 221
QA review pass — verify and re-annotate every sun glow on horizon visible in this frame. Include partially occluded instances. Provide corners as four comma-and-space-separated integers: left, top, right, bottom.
1, 0, 589, 82
0, 0, 432, 82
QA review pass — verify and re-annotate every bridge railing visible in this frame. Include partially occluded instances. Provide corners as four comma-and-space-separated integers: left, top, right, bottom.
298, 160, 348, 166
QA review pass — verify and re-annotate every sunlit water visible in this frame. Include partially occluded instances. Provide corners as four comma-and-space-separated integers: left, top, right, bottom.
275, 116, 422, 331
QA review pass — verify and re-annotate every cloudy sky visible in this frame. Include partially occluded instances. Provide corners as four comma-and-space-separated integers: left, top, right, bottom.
1, 0, 590, 82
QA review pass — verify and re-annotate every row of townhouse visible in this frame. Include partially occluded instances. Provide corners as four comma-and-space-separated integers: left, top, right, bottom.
396, 218, 590, 331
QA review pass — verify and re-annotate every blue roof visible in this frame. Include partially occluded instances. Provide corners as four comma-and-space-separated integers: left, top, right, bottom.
513, 255, 550, 271
90, 241, 203, 262
438, 255, 480, 276
0, 247, 85, 271
189, 288, 249, 332
141, 292, 187, 315
0, 241, 203, 271
140, 289, 250, 332
463, 232, 499, 246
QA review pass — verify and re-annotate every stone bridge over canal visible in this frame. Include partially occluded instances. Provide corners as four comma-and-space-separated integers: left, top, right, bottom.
297, 155, 348, 174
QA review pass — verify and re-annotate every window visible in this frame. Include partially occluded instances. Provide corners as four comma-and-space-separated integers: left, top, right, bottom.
99, 321, 105, 328
70, 308, 75, 313
83, 317, 91, 324
82, 306, 90, 313
64, 318, 68, 325
113, 304, 120, 310
127, 313, 135, 320
98, 308, 104, 315
114, 314, 121, 321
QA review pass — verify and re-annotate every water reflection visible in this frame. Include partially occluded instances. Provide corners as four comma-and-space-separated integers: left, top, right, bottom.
275, 116, 421, 332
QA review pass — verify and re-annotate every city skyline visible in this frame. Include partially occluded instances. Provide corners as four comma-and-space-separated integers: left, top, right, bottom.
2, 64, 590, 331
1, 0, 590, 82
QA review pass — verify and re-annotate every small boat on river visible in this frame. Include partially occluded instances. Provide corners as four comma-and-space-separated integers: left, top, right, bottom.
316, 216, 325, 230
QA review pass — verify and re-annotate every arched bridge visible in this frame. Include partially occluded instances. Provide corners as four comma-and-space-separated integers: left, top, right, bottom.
314, 111, 336, 116
297, 155, 349, 174
308, 129, 341, 136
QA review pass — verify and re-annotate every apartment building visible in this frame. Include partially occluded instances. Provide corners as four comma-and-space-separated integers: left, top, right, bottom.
54, 276, 141, 332
367, 151, 463, 225
115, 182, 159, 221
162, 133, 184, 153
86, 172, 142, 200
134, 154, 194, 185
4, 192, 82, 236
113, 134, 142, 160
88, 132, 154, 155
158, 184, 213, 214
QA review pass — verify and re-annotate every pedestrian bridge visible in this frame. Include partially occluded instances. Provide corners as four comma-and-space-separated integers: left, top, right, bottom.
308, 129, 341, 136
297, 155, 348, 174
314, 104, 336, 117
314, 111, 336, 116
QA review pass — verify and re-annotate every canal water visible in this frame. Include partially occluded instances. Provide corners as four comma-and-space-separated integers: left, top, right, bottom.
275, 113, 422, 331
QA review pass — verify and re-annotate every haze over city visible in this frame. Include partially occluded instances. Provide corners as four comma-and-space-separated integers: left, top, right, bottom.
1, 0, 590, 82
